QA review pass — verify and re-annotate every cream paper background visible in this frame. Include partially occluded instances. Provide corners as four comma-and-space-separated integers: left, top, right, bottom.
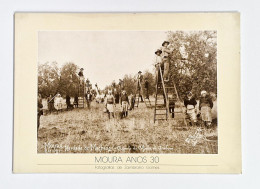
13, 13, 240, 173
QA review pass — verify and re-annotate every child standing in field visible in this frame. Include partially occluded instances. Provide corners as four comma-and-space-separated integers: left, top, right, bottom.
104, 90, 116, 119
184, 92, 198, 126
199, 90, 213, 128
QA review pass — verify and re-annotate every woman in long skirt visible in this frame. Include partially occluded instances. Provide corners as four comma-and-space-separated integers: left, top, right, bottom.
199, 90, 213, 128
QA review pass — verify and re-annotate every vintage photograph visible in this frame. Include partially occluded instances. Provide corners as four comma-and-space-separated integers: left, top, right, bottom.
37, 31, 218, 154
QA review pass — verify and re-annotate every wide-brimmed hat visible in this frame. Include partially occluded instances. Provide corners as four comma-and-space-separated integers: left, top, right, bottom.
155, 49, 162, 55
138, 71, 142, 73
80, 68, 84, 70
162, 41, 170, 46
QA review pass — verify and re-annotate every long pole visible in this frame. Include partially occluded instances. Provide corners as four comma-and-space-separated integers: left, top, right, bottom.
47, 93, 58, 103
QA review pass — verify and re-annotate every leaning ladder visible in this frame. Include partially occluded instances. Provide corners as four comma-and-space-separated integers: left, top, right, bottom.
135, 78, 152, 108
78, 80, 85, 108
154, 65, 169, 122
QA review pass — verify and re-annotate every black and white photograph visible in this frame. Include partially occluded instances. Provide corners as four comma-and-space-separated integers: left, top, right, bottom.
37, 30, 218, 154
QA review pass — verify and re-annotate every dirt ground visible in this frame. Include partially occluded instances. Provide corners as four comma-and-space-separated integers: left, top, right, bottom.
37, 101, 218, 154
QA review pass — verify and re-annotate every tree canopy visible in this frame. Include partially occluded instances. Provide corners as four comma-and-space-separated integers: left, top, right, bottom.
166, 31, 217, 99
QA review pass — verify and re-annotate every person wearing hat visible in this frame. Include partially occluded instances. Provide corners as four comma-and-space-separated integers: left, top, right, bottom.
199, 90, 213, 128
104, 89, 116, 119
155, 49, 164, 83
161, 41, 173, 82
78, 68, 85, 85
184, 91, 198, 126
120, 90, 129, 118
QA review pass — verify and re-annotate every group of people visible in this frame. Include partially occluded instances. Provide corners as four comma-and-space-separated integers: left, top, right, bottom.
184, 90, 215, 128
104, 89, 136, 119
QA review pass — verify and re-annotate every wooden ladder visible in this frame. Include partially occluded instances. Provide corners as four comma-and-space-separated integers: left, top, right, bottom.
78, 80, 85, 108
172, 80, 188, 127
135, 78, 152, 108
154, 65, 169, 122
153, 65, 187, 127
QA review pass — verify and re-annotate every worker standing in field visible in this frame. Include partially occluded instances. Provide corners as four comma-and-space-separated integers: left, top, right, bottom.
199, 90, 213, 128
104, 90, 116, 119
184, 92, 198, 126
120, 90, 129, 118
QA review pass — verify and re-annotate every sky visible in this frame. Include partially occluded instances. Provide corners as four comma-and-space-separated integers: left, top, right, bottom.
38, 31, 168, 89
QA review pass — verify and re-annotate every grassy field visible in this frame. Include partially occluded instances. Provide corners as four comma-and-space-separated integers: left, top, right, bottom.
38, 101, 218, 154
